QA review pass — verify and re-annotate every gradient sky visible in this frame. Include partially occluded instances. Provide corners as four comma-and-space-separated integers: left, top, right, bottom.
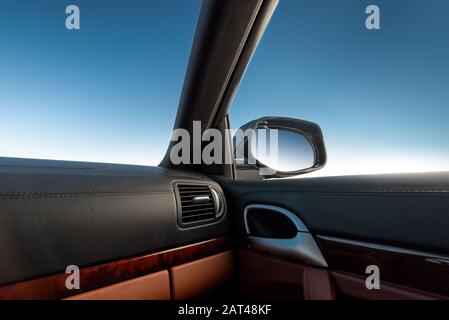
1, 0, 448, 177
0, 0, 201, 165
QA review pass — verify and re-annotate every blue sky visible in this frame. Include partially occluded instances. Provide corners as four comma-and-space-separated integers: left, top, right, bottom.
0, 0, 200, 165
231, 0, 449, 176
1, 0, 448, 176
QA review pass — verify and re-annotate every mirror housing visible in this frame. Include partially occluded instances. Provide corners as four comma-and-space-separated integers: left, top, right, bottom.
233, 117, 326, 179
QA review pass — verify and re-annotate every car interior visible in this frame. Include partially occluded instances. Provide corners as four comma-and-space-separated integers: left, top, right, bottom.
0, 0, 448, 300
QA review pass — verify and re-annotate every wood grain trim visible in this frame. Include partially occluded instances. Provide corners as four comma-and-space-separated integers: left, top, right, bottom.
0, 236, 231, 300
317, 235, 449, 297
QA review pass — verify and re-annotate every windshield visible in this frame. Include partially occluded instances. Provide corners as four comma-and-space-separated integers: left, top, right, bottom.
0, 0, 201, 165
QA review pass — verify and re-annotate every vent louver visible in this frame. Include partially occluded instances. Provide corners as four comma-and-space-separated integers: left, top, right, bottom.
177, 184, 217, 224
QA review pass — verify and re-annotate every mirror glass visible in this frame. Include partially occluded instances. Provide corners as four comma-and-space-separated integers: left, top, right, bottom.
252, 128, 315, 173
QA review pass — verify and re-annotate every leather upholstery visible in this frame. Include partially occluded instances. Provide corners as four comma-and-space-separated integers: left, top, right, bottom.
303, 267, 335, 300
0, 157, 229, 286
170, 251, 235, 300
65, 271, 170, 300
217, 172, 449, 254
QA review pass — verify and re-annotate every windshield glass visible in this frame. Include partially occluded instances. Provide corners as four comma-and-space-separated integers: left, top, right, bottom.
0, 0, 201, 165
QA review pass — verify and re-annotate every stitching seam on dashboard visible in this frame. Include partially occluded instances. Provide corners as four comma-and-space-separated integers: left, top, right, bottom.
0, 191, 172, 200
244, 189, 449, 194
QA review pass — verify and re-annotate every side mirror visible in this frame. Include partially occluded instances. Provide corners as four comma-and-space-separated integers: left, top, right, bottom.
233, 117, 326, 179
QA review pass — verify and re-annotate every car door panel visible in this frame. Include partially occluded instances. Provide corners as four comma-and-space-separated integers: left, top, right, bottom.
235, 249, 304, 300
219, 172, 449, 253
216, 172, 449, 299
317, 235, 449, 297
330, 271, 446, 300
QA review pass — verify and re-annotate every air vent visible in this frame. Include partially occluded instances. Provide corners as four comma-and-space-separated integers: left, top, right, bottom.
176, 184, 223, 225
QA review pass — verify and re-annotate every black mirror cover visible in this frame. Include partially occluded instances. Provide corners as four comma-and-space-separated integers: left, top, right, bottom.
233, 117, 327, 179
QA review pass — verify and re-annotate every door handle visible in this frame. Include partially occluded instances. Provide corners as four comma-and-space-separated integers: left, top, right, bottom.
244, 204, 328, 267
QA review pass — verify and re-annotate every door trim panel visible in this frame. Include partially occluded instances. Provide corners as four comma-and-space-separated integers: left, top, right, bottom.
317, 235, 449, 297
331, 271, 447, 300
216, 172, 449, 254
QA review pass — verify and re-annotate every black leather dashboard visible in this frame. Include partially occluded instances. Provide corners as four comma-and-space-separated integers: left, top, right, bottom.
0, 158, 229, 286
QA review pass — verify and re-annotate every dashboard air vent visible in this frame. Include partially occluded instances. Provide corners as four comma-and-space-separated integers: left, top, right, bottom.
177, 184, 218, 224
